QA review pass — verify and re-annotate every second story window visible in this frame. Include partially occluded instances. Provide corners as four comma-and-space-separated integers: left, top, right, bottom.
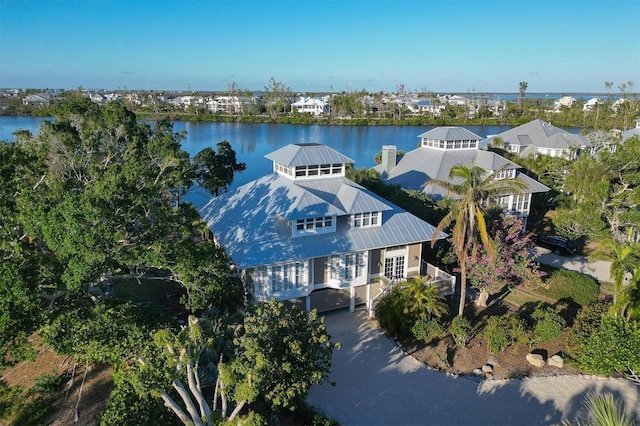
293, 163, 344, 178
293, 216, 335, 236
351, 211, 380, 229
494, 169, 515, 180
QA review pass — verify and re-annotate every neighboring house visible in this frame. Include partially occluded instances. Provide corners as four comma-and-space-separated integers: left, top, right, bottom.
22, 93, 52, 106
199, 143, 452, 313
291, 96, 329, 116
407, 99, 444, 116
482, 119, 591, 159
210, 95, 246, 114
620, 118, 640, 142
375, 127, 550, 229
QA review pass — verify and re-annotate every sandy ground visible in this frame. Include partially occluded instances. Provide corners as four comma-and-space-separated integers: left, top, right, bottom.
307, 309, 640, 426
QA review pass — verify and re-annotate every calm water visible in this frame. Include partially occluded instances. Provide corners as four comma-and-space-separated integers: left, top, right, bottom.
0, 116, 580, 204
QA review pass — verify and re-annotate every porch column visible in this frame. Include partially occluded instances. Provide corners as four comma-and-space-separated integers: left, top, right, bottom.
349, 287, 356, 312
305, 295, 311, 312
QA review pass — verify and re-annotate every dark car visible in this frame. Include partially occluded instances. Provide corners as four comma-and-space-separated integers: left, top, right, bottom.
535, 235, 578, 255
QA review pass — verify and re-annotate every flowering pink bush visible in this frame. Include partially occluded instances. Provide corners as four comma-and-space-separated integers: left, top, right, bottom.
467, 212, 546, 294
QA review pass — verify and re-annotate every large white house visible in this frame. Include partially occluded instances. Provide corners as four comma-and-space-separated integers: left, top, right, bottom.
290, 96, 329, 116
375, 127, 550, 229
199, 143, 452, 313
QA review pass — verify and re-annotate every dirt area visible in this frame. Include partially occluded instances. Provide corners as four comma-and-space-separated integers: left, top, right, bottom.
394, 300, 580, 380
1, 336, 113, 426
404, 332, 579, 380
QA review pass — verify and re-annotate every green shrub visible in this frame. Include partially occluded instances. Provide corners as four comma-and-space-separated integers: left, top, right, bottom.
565, 299, 612, 359
449, 316, 471, 347
483, 312, 527, 353
33, 372, 62, 394
530, 307, 566, 345
374, 290, 408, 338
411, 318, 443, 343
575, 315, 640, 376
540, 268, 599, 306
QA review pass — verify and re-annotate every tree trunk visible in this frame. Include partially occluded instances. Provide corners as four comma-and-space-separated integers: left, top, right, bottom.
228, 400, 246, 421
458, 257, 467, 316
172, 379, 205, 426
475, 288, 489, 307
161, 391, 197, 426
186, 362, 212, 421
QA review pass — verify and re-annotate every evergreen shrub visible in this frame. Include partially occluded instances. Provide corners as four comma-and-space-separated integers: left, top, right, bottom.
411, 318, 443, 343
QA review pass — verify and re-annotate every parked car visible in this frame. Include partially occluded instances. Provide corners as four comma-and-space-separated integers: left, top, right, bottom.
534, 235, 578, 255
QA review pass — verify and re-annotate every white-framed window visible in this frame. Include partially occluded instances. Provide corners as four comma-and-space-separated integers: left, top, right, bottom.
293, 216, 335, 235
351, 211, 380, 228
292, 163, 344, 179
253, 261, 309, 295
329, 252, 368, 282
494, 169, 515, 180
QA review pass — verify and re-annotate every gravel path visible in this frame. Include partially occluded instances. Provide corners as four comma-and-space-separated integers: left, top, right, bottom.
307, 309, 639, 426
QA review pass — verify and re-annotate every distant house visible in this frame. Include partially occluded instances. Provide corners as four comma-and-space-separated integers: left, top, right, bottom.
583, 97, 601, 111
22, 93, 52, 107
482, 119, 591, 159
620, 118, 640, 142
407, 99, 444, 116
554, 96, 577, 110
375, 127, 550, 229
291, 96, 329, 116
199, 143, 452, 313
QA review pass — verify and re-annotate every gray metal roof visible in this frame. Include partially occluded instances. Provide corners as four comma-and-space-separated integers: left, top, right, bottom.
265, 143, 354, 166
479, 119, 590, 152
380, 146, 549, 196
199, 173, 443, 269
418, 126, 482, 141
621, 128, 640, 141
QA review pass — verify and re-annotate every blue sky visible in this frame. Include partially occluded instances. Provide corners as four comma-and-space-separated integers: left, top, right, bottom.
1, 0, 639, 93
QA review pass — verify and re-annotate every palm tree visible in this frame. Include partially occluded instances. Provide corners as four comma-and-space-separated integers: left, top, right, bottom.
430, 164, 525, 316
613, 268, 640, 321
400, 277, 449, 319
590, 239, 640, 308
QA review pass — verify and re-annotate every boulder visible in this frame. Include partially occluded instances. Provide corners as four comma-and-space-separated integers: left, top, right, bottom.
473, 368, 483, 376
526, 353, 545, 367
548, 354, 564, 368
482, 364, 494, 374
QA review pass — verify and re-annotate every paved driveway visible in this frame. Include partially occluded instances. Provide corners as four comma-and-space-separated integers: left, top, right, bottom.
307, 309, 639, 426
534, 247, 613, 283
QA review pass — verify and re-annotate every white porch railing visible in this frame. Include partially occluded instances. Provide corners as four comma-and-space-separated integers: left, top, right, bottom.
421, 261, 456, 296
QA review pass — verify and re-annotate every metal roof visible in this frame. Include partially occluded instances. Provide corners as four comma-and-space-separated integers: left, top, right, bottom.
265, 143, 354, 167
418, 126, 482, 141
199, 173, 444, 269
379, 146, 548, 196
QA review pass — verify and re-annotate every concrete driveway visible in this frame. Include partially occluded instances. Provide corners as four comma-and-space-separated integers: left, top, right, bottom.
307, 309, 639, 426
534, 247, 613, 283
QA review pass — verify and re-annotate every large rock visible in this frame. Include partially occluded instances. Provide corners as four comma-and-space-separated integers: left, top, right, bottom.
548, 354, 564, 368
482, 364, 494, 374
526, 353, 545, 367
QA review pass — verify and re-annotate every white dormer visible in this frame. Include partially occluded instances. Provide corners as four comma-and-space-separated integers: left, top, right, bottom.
265, 143, 353, 181
494, 168, 516, 180
418, 127, 482, 150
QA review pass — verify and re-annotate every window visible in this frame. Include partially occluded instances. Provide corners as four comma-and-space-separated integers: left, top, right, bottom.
352, 212, 380, 228
295, 216, 333, 233
291, 164, 345, 179
494, 169, 514, 180
253, 262, 308, 295
329, 252, 367, 282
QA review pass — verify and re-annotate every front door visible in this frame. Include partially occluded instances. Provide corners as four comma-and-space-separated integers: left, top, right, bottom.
384, 255, 405, 280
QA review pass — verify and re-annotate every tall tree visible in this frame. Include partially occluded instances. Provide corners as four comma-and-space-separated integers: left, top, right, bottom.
14, 98, 242, 312
193, 141, 246, 196
518, 81, 528, 101
263, 77, 293, 121
430, 165, 525, 316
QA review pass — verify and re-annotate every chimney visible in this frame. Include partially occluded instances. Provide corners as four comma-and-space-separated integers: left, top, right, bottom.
381, 145, 397, 173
